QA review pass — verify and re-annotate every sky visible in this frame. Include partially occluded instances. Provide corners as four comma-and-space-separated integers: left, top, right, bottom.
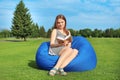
0, 0, 120, 31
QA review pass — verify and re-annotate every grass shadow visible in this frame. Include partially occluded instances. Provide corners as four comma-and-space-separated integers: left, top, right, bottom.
5, 40, 24, 42
28, 60, 49, 72
28, 60, 39, 70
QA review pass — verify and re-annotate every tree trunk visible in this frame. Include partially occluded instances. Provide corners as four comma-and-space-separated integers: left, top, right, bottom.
23, 37, 26, 41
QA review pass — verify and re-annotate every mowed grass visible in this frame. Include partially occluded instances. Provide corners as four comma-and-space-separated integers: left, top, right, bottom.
0, 37, 120, 80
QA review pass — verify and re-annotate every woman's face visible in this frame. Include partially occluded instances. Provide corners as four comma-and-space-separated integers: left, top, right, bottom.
56, 18, 65, 29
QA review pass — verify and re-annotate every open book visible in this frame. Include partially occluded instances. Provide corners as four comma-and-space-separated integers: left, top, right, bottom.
57, 34, 71, 40
56, 34, 72, 44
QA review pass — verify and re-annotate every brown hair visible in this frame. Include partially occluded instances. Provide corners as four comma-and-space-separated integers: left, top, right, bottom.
53, 14, 69, 35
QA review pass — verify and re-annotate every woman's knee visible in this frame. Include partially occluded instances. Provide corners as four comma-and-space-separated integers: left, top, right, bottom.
62, 47, 72, 52
67, 47, 73, 53
73, 49, 78, 55
59, 47, 72, 56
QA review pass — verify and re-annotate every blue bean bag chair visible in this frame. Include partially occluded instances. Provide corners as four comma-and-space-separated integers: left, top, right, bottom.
36, 36, 97, 72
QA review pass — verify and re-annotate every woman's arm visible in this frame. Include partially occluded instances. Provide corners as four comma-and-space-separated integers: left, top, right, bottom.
50, 29, 64, 48
64, 30, 72, 47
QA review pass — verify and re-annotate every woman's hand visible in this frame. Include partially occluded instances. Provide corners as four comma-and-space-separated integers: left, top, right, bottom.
63, 40, 69, 46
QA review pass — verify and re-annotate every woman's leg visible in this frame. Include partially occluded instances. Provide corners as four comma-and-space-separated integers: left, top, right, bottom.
59, 49, 78, 68
49, 48, 78, 76
49, 47, 72, 76
54, 47, 73, 69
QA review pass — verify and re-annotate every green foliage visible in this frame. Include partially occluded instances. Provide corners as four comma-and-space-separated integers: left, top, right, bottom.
104, 28, 114, 37
11, 0, 33, 41
69, 29, 76, 36
79, 28, 92, 37
46, 29, 52, 38
30, 23, 40, 38
0, 29, 12, 38
113, 28, 120, 37
39, 26, 46, 37
92, 29, 103, 37
0, 38, 120, 80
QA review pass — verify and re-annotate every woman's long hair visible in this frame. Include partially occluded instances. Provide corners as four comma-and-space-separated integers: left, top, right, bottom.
53, 14, 69, 35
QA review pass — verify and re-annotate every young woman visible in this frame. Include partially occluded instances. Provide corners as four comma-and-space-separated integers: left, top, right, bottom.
49, 14, 78, 76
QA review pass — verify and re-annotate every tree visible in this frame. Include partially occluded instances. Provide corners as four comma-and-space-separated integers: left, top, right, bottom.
113, 28, 120, 38
11, 0, 33, 41
92, 29, 103, 37
30, 23, 39, 38
104, 28, 114, 37
79, 28, 92, 37
39, 26, 46, 37
46, 29, 52, 38
0, 29, 12, 38
68, 29, 76, 36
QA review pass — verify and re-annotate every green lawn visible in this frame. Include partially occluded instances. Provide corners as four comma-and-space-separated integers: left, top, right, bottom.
0, 37, 120, 80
